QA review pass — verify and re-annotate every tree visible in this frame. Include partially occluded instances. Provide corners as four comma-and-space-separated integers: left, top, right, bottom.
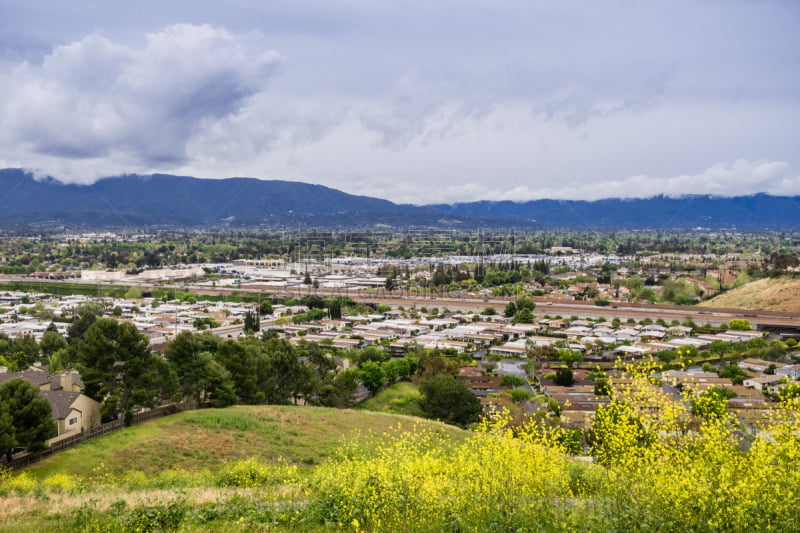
729, 319, 751, 331
516, 308, 534, 323
555, 368, 574, 387
76, 318, 178, 420
39, 330, 67, 359
482, 306, 497, 316
420, 376, 481, 427
328, 299, 342, 319
0, 378, 57, 460
243, 310, 260, 333
515, 297, 536, 312
302, 294, 326, 309
556, 349, 584, 368
359, 360, 386, 395
0, 405, 15, 461
261, 337, 304, 404
165, 331, 222, 404
216, 339, 266, 404
504, 302, 517, 318
259, 300, 274, 315
318, 369, 360, 408
199, 358, 238, 407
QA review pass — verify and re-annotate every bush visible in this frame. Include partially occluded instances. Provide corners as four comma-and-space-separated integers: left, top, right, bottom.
214, 458, 299, 488
500, 375, 526, 387
554, 368, 574, 387
42, 472, 81, 493
509, 389, 533, 403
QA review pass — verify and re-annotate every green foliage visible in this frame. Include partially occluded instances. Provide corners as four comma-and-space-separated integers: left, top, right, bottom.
420, 375, 481, 426
192, 316, 220, 330
500, 374, 526, 387
718, 364, 747, 385
0, 378, 57, 459
76, 318, 179, 419
243, 310, 260, 332
594, 378, 611, 396
554, 368, 574, 387
729, 318, 752, 331
39, 329, 67, 358
124, 287, 143, 299
259, 300, 273, 315
509, 388, 533, 403
359, 361, 386, 395
778, 383, 800, 402
661, 279, 699, 305
556, 348, 584, 367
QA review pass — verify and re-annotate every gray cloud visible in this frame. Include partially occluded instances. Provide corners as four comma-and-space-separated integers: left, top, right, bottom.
0, 24, 279, 181
0, 2, 798, 202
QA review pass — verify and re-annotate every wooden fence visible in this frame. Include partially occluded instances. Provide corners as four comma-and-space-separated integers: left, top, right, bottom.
2, 403, 193, 470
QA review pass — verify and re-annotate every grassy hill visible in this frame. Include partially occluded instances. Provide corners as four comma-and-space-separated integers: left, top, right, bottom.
3, 396, 800, 532
24, 404, 463, 478
1, 405, 467, 532
698, 276, 800, 312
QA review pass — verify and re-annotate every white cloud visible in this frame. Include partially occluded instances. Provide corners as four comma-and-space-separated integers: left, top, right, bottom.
395, 159, 800, 204
0, 24, 280, 182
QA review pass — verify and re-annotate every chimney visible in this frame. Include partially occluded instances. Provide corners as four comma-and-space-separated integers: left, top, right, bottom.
60, 372, 74, 391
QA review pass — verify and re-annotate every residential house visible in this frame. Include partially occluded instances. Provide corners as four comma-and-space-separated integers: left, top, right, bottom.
0, 370, 101, 442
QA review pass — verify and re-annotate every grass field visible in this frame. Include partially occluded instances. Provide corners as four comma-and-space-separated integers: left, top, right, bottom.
356, 381, 427, 418
24, 404, 464, 479
699, 276, 800, 312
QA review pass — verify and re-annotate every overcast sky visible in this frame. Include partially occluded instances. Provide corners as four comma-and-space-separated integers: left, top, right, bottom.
1, 1, 798, 204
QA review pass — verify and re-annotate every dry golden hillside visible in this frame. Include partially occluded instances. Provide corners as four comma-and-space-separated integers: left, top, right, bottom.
699, 277, 800, 312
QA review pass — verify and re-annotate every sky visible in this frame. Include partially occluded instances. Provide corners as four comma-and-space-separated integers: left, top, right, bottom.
0, 1, 798, 204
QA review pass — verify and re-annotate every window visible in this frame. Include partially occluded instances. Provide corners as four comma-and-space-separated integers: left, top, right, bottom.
68, 417, 78, 426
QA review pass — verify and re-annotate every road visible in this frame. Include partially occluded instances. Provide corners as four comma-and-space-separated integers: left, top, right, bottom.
4, 275, 800, 330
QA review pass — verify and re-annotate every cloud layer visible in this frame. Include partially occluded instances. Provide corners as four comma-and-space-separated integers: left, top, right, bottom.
0, 24, 279, 182
0, 2, 798, 204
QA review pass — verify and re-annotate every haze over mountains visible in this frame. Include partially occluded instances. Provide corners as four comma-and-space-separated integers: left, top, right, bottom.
1, 168, 798, 230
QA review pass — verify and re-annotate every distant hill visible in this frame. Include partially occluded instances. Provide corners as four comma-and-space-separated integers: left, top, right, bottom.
431, 195, 800, 229
1, 168, 799, 229
0, 169, 471, 228
699, 276, 800, 312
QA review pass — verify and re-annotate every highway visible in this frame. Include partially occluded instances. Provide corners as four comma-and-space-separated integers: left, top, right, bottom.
5, 276, 800, 330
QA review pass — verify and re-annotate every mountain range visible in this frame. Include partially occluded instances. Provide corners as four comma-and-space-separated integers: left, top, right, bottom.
0, 168, 798, 229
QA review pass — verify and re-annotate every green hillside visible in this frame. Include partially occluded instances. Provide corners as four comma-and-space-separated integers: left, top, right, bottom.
24, 404, 463, 478
2, 394, 800, 532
